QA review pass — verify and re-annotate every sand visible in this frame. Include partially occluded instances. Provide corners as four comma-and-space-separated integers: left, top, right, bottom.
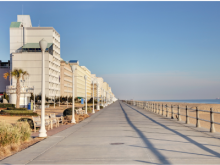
134, 101, 220, 133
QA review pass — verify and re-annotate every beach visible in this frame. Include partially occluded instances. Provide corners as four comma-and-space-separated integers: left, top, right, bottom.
134, 101, 220, 133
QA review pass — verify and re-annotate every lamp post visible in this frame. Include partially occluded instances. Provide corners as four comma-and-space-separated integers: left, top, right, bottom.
84, 75, 87, 114
54, 95, 55, 108
71, 65, 76, 123
97, 82, 100, 110
103, 89, 105, 107
92, 78, 95, 113
39, 38, 47, 138
67, 95, 68, 107
33, 86, 35, 112
102, 88, 104, 107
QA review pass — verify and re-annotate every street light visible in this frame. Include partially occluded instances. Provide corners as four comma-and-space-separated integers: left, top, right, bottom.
71, 65, 76, 123
102, 88, 104, 107
92, 78, 95, 113
39, 38, 47, 138
103, 89, 105, 107
33, 86, 35, 112
97, 82, 100, 110
84, 75, 87, 114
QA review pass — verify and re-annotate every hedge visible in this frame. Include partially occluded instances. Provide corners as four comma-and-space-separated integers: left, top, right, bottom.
0, 110, 38, 116
0, 103, 15, 108
7, 107, 27, 110
1, 110, 34, 113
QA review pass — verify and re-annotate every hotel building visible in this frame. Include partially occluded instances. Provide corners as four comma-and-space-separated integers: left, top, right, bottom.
68, 61, 91, 100
10, 15, 61, 98
60, 60, 73, 97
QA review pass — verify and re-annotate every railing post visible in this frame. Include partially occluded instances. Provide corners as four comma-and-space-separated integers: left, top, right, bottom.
210, 108, 215, 133
186, 106, 189, 124
157, 104, 159, 114
166, 104, 168, 117
196, 107, 200, 127
158, 104, 160, 114
162, 104, 164, 116
178, 105, 181, 121
153, 103, 154, 113
171, 105, 174, 119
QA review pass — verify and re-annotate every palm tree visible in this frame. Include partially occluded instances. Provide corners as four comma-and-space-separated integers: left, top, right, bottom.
4, 69, 29, 108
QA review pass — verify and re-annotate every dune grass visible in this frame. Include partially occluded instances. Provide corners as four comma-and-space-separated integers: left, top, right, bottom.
0, 121, 32, 158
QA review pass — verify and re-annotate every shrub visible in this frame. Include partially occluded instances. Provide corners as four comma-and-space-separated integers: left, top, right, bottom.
3, 92, 9, 102
63, 108, 77, 116
0, 121, 31, 148
0, 103, 15, 108
87, 98, 97, 104
82, 106, 92, 113
100, 106, 103, 109
7, 107, 27, 110
63, 108, 72, 116
17, 118, 34, 129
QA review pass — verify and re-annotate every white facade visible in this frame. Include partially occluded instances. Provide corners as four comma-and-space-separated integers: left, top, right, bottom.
10, 15, 61, 98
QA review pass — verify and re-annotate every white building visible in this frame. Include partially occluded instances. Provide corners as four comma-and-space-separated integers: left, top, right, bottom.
10, 15, 61, 100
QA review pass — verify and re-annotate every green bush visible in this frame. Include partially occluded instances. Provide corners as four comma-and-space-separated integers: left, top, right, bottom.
82, 106, 92, 113
0, 103, 15, 108
7, 107, 27, 110
100, 106, 103, 109
87, 98, 97, 104
17, 118, 34, 129
3, 92, 9, 102
63, 108, 77, 116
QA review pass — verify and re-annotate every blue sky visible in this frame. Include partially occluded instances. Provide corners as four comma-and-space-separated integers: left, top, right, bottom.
0, 1, 220, 100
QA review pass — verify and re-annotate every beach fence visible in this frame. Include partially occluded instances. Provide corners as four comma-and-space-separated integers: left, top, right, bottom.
125, 100, 220, 133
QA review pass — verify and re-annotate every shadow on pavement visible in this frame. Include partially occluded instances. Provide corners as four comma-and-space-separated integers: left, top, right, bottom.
119, 101, 171, 164
123, 102, 220, 158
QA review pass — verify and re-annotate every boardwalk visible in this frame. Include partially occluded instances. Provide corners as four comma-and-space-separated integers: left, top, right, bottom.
1, 101, 220, 164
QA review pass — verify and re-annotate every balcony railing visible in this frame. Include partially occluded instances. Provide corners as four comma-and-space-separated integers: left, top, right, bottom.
6, 85, 34, 94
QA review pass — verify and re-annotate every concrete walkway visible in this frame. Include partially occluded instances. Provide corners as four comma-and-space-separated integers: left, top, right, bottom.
1, 101, 220, 164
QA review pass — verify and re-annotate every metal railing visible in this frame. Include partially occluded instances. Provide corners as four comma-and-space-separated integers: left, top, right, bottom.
126, 100, 220, 133
6, 85, 34, 94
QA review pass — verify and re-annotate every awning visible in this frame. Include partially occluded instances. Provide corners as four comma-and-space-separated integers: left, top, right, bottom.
22, 43, 53, 49
10, 22, 21, 28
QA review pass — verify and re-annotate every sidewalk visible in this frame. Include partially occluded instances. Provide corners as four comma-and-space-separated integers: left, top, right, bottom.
1, 101, 220, 164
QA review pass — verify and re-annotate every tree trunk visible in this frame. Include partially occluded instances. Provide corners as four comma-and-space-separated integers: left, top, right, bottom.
16, 78, 20, 108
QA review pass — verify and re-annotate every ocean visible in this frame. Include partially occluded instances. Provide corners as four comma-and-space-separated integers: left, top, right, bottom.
146, 99, 220, 104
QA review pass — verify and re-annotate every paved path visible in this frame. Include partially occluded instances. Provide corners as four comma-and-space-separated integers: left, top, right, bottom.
1, 101, 220, 164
